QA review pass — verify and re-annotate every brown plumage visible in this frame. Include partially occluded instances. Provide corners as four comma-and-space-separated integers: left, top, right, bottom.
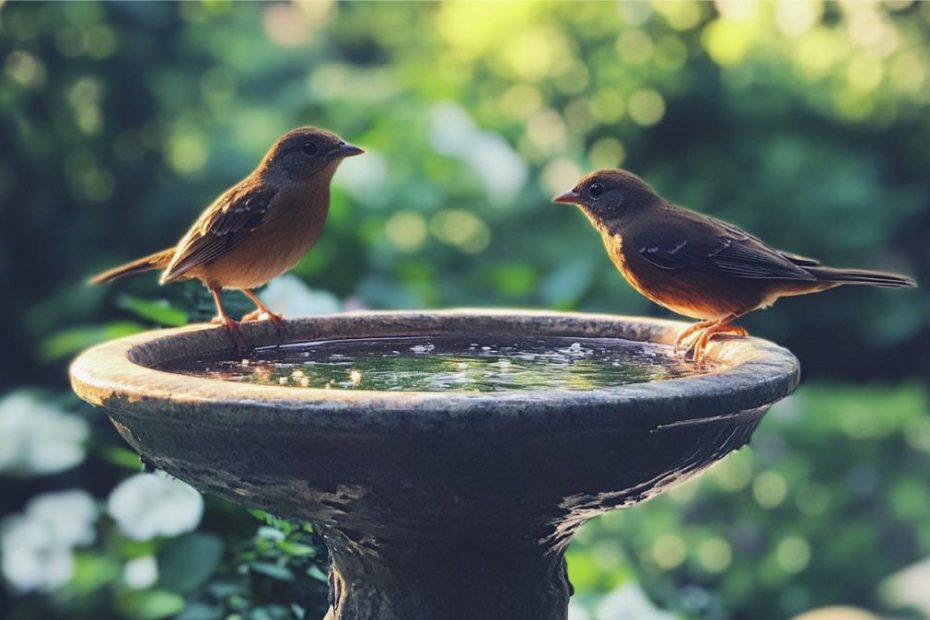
555, 169, 916, 362
91, 127, 363, 346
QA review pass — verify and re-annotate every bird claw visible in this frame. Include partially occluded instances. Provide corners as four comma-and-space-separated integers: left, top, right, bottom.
673, 319, 749, 364
212, 315, 247, 353
673, 321, 714, 354
241, 309, 284, 324
674, 332, 701, 356
241, 309, 287, 340
689, 325, 749, 364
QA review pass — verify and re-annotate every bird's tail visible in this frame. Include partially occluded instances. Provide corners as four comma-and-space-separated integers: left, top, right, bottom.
89, 248, 175, 285
807, 267, 916, 289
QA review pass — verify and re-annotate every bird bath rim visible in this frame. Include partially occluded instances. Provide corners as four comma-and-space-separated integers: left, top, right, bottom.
69, 309, 799, 433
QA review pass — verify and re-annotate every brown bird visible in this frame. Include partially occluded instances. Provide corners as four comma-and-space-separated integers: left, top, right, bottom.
555, 169, 916, 362
91, 127, 363, 346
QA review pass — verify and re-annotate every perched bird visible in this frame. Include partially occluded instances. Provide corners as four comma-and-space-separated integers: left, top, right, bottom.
91, 127, 363, 346
554, 169, 916, 362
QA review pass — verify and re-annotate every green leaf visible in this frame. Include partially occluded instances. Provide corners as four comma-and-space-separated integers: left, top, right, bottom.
39, 321, 146, 360
119, 590, 186, 620
67, 553, 121, 595
249, 562, 294, 581
306, 565, 328, 583
277, 541, 316, 557
157, 533, 224, 594
118, 295, 188, 326
100, 446, 144, 470
257, 526, 286, 542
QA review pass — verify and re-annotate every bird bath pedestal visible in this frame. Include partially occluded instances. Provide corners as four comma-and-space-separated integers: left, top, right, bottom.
70, 310, 799, 620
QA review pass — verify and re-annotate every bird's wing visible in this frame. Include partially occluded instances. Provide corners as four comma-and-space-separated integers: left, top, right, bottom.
705, 214, 821, 266
161, 183, 279, 283
634, 208, 817, 281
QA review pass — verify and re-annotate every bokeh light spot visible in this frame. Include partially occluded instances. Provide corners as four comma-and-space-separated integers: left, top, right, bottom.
702, 18, 755, 66
777, 536, 811, 574
4, 50, 46, 88
652, 534, 687, 569
653, 1, 703, 31
591, 90, 626, 123
167, 133, 208, 175
262, 3, 314, 48
386, 211, 428, 254
775, 0, 822, 38
524, 109, 568, 157
847, 55, 884, 93
430, 210, 491, 254
85, 24, 117, 59
697, 537, 732, 573
628, 89, 665, 126
500, 85, 543, 120
654, 36, 688, 70
616, 29, 654, 64
753, 470, 788, 508
712, 450, 753, 492
588, 137, 626, 169
540, 158, 582, 198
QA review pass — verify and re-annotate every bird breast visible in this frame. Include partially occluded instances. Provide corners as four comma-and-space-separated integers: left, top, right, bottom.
602, 232, 752, 321
197, 185, 331, 290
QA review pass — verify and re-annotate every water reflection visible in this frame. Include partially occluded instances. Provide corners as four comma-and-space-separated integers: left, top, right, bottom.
159, 336, 711, 393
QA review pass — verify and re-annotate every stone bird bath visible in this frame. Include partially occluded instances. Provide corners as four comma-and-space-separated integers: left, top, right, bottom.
70, 310, 799, 620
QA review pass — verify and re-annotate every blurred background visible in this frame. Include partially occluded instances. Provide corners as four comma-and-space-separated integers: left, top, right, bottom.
1, 1, 929, 619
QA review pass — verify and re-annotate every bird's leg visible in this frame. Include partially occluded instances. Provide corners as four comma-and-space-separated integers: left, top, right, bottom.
690, 317, 748, 364
674, 320, 715, 353
209, 286, 246, 352
240, 288, 286, 336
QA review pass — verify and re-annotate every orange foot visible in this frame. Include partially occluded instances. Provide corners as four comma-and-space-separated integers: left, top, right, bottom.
241, 308, 286, 340
674, 320, 715, 354
211, 315, 246, 352
691, 324, 748, 364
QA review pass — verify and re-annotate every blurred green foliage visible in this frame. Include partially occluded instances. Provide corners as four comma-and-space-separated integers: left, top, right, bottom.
1, 2, 928, 619
569, 383, 930, 619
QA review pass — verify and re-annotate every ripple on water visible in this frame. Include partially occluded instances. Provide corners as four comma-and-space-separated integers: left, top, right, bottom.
158, 336, 713, 393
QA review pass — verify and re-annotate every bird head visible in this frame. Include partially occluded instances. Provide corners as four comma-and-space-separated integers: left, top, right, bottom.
261, 127, 364, 181
554, 169, 660, 224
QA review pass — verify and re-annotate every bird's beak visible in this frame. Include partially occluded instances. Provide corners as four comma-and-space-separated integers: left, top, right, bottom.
553, 188, 581, 205
336, 143, 365, 158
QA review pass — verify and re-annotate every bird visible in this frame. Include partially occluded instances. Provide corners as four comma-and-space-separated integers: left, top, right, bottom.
554, 169, 916, 363
90, 127, 363, 347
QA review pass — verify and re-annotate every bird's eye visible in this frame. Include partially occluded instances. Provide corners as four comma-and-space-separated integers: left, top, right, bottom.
589, 183, 605, 198
301, 142, 319, 156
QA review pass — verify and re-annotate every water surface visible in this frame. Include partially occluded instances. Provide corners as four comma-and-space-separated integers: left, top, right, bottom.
159, 336, 708, 393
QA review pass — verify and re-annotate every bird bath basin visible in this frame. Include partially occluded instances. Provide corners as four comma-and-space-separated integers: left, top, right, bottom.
69, 310, 799, 620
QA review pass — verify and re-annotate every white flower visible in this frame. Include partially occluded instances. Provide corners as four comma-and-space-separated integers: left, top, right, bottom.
123, 555, 158, 589
0, 518, 74, 593
25, 490, 98, 547
0, 490, 98, 593
259, 275, 342, 317
107, 472, 203, 541
0, 391, 89, 476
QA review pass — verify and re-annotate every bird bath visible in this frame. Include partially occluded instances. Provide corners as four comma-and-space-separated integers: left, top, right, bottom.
69, 310, 799, 620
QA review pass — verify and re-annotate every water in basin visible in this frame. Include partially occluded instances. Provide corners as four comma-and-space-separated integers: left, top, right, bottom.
159, 336, 709, 392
